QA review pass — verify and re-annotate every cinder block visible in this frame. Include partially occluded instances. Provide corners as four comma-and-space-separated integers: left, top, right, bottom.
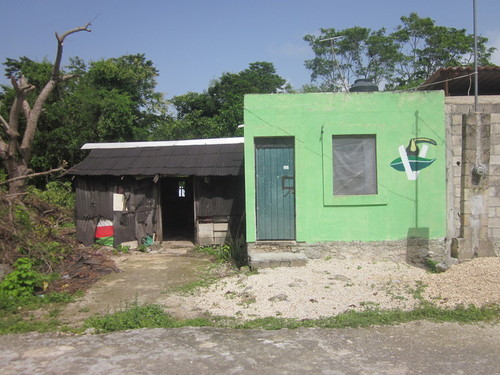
198, 237, 214, 246
491, 144, 500, 155
252, 260, 270, 269
490, 134, 500, 145
489, 207, 496, 218
490, 113, 500, 124
451, 114, 463, 126
476, 240, 495, 257
480, 227, 490, 238
213, 223, 228, 231
120, 241, 138, 249
489, 217, 500, 228
249, 251, 308, 270
492, 127, 500, 137
458, 244, 474, 261
213, 236, 227, 245
464, 114, 478, 126
198, 229, 214, 238
452, 166, 462, 177
490, 155, 500, 165
490, 165, 500, 177
290, 259, 307, 267
198, 230, 213, 239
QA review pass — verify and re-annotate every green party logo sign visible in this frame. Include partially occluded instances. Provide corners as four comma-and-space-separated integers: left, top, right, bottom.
390, 137, 437, 180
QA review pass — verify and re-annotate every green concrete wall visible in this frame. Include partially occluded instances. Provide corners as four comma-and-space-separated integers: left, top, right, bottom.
244, 91, 446, 243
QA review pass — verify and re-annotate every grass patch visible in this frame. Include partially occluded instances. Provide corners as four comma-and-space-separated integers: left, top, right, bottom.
84, 303, 214, 333
0, 291, 76, 334
2, 299, 498, 335
82, 302, 499, 334
195, 244, 232, 263
0, 314, 62, 334
233, 304, 499, 330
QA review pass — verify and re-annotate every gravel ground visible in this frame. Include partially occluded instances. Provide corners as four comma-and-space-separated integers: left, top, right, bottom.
162, 257, 500, 320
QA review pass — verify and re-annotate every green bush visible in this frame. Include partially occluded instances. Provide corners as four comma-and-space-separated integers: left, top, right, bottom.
228, 236, 248, 268
114, 245, 130, 253
195, 236, 247, 267
43, 291, 74, 303
0, 168, 6, 192
425, 258, 440, 273
0, 258, 45, 298
14, 205, 32, 231
196, 244, 231, 263
34, 241, 69, 265
18, 241, 69, 270
28, 181, 75, 209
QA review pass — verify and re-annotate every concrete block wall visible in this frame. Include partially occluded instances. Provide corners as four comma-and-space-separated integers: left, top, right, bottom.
488, 113, 500, 256
197, 221, 229, 246
445, 96, 500, 259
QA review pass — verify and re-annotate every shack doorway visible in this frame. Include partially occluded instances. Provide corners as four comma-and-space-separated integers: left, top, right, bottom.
161, 177, 194, 240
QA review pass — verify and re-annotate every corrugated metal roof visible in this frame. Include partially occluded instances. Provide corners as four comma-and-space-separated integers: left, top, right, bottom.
81, 137, 244, 149
418, 66, 500, 96
67, 142, 244, 176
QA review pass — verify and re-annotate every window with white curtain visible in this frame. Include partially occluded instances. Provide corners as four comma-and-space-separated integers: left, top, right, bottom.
332, 135, 377, 195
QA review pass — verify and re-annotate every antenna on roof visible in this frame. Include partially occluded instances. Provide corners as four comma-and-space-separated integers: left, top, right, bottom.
319, 36, 345, 90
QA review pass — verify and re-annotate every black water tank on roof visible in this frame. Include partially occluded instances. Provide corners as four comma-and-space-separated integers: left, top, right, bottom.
349, 79, 379, 92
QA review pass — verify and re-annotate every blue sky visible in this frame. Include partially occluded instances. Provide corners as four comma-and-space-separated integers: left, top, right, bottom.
1, 0, 499, 98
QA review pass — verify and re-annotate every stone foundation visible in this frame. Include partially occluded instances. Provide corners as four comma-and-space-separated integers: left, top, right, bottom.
248, 252, 308, 270
248, 238, 449, 267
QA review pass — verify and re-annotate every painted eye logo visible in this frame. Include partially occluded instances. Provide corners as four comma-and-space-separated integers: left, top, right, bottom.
390, 137, 437, 180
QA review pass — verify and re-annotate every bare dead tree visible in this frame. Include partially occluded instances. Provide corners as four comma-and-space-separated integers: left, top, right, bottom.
0, 23, 91, 194
0, 161, 68, 187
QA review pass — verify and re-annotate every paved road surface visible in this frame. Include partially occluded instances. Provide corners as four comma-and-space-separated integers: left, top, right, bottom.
0, 321, 498, 374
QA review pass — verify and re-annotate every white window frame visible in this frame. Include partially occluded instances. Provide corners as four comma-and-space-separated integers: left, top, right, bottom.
322, 125, 387, 206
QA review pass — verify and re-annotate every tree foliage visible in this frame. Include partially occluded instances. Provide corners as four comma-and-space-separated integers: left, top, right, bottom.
152, 62, 289, 140
304, 26, 397, 91
304, 12, 496, 91
0, 23, 91, 194
1, 53, 169, 182
53, 54, 168, 147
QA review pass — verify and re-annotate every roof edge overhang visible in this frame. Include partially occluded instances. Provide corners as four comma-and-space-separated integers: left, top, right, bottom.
418, 65, 500, 94
81, 137, 244, 150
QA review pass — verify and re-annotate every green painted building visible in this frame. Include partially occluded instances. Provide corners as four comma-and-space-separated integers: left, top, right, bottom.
243, 91, 446, 251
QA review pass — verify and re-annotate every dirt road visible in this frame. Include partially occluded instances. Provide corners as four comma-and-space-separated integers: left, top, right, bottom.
1, 321, 498, 374
60, 247, 213, 325
3, 247, 500, 374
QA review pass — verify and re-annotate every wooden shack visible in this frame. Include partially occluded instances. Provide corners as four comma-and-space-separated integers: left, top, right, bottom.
67, 138, 245, 247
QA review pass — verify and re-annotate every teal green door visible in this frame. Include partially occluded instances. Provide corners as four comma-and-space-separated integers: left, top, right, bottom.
255, 137, 295, 240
